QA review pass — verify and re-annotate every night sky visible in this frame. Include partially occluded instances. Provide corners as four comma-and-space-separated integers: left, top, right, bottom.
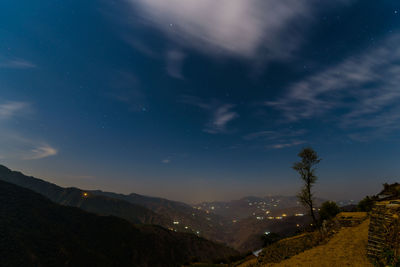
1, 0, 399, 203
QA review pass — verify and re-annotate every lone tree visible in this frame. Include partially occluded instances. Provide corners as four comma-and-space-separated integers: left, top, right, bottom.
293, 147, 321, 227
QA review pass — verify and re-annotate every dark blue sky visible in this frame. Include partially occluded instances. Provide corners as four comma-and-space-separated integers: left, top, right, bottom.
0, 0, 399, 203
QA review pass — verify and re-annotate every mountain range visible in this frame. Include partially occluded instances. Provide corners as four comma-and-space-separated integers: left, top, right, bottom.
0, 165, 318, 252
0, 180, 239, 266
197, 196, 325, 220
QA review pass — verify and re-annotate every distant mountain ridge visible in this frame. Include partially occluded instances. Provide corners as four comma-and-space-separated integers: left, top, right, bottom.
0, 165, 169, 226
197, 195, 326, 220
91, 190, 230, 243
0, 164, 316, 252
0, 180, 239, 267
0, 165, 228, 243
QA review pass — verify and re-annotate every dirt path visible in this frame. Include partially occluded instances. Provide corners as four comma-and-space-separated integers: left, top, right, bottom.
267, 220, 373, 267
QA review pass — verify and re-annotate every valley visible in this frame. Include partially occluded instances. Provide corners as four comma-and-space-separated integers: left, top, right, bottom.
0, 165, 321, 252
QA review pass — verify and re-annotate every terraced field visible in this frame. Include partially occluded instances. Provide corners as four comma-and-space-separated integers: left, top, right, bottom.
238, 219, 373, 267
270, 220, 372, 267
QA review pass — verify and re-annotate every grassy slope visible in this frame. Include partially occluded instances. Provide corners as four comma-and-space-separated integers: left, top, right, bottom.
237, 219, 372, 267
269, 219, 372, 267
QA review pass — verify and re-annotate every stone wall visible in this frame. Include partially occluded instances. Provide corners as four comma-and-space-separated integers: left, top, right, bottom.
257, 232, 321, 264
367, 200, 400, 262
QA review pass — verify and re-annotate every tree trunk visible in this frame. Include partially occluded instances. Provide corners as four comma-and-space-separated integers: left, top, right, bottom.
310, 203, 316, 226
307, 179, 317, 227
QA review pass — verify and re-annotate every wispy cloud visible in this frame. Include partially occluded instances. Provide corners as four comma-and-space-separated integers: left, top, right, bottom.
244, 129, 306, 149
166, 50, 185, 79
270, 140, 305, 149
124, 38, 157, 58
266, 34, 400, 139
204, 104, 238, 134
180, 96, 238, 134
126, 0, 353, 59
244, 129, 307, 141
161, 158, 171, 164
0, 101, 29, 120
0, 134, 58, 160
23, 144, 58, 160
0, 59, 36, 69
0, 101, 57, 160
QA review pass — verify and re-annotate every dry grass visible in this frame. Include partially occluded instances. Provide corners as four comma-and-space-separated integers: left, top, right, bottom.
236, 258, 258, 267
265, 219, 373, 267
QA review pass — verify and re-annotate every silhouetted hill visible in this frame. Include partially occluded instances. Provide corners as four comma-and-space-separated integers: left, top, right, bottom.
0, 165, 229, 243
0, 180, 239, 267
0, 165, 314, 252
91, 190, 230, 243
0, 165, 169, 226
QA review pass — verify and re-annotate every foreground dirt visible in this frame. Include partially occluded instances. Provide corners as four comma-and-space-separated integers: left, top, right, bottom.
266, 219, 373, 267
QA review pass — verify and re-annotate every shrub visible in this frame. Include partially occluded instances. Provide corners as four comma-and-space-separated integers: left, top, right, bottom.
357, 196, 375, 212
261, 232, 281, 247
319, 201, 340, 223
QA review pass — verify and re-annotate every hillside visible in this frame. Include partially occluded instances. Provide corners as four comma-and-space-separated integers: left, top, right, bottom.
92, 190, 230, 243
226, 215, 311, 252
269, 220, 372, 267
0, 180, 239, 267
198, 196, 325, 221
0, 165, 230, 242
0, 165, 310, 252
239, 219, 372, 267
0, 165, 171, 226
